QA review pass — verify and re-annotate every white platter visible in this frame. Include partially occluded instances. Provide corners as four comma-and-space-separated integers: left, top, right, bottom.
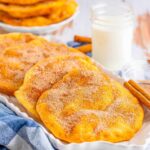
0, 10, 79, 35
0, 61, 150, 150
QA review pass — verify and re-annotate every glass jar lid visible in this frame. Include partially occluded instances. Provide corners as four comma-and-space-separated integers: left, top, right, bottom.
91, 0, 135, 28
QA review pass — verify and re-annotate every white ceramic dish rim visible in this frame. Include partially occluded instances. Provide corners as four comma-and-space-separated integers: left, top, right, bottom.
0, 60, 149, 150
0, 9, 79, 34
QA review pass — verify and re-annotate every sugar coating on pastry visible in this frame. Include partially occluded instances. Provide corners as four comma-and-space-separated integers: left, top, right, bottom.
0, 33, 88, 96
36, 68, 144, 143
45, 43, 88, 58
15, 56, 94, 119
0, 32, 37, 51
0, 38, 50, 95
0, 1, 68, 18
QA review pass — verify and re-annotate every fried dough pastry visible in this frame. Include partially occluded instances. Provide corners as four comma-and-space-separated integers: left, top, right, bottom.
15, 56, 93, 119
0, 0, 77, 26
48, 44, 90, 60
36, 68, 144, 143
0, 32, 37, 51
0, 1, 67, 18
0, 38, 51, 95
0, 0, 47, 5
0, 34, 88, 96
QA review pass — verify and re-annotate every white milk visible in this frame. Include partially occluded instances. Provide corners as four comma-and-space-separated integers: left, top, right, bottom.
91, 1, 134, 71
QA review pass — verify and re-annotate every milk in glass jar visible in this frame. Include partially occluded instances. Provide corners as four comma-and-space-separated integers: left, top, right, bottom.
91, 0, 134, 71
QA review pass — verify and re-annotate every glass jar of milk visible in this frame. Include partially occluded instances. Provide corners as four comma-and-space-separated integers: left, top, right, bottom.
91, 0, 134, 71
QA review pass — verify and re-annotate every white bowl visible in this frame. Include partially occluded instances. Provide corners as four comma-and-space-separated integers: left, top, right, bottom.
0, 10, 79, 35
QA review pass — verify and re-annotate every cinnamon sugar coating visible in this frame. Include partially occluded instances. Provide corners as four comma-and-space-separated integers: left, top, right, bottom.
37, 68, 144, 143
0, 33, 87, 95
0, 33, 37, 51
15, 56, 93, 119
0, 33, 142, 143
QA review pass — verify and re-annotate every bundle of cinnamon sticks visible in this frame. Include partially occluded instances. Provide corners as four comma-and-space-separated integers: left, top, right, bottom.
124, 80, 150, 108
73, 35, 92, 53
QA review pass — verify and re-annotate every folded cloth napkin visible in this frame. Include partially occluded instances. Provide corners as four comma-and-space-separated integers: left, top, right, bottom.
0, 97, 55, 150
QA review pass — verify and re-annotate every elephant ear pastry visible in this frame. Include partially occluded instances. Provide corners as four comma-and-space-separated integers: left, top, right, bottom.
0, 0, 47, 5
36, 68, 144, 143
0, 37, 50, 95
0, 32, 37, 52
15, 56, 94, 119
0, 32, 88, 96
0, 0, 77, 27
0, 1, 67, 18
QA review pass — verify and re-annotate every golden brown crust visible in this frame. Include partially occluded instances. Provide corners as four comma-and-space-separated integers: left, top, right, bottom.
0, 33, 143, 143
0, 38, 50, 95
0, 0, 47, 5
36, 67, 144, 143
0, 0, 77, 26
0, 1, 67, 18
15, 56, 93, 119
0, 33, 37, 51
0, 33, 88, 96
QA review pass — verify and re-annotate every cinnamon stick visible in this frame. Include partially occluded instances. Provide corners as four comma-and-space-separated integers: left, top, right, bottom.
124, 81, 150, 108
74, 35, 92, 43
129, 80, 150, 100
76, 44, 92, 53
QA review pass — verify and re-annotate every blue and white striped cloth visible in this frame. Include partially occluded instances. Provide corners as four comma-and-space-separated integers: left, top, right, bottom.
0, 100, 55, 150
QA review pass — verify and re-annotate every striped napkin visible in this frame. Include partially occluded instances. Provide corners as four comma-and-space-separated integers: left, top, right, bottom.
0, 97, 55, 150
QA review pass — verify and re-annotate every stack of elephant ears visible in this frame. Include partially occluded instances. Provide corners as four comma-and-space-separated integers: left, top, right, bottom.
0, 0, 78, 27
0, 33, 144, 143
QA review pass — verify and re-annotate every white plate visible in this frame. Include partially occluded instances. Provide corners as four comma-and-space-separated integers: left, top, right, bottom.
0, 60, 150, 150
0, 10, 79, 35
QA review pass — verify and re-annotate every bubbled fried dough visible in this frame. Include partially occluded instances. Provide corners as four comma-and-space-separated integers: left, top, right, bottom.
0, 33, 37, 52
0, 0, 77, 26
0, 33, 89, 96
0, 0, 47, 5
15, 56, 95, 119
0, 0, 67, 18
0, 38, 50, 95
36, 69, 144, 143
49, 44, 90, 61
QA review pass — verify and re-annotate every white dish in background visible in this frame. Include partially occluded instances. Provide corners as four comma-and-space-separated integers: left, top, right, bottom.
0, 10, 79, 35
121, 60, 150, 81
0, 61, 150, 150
